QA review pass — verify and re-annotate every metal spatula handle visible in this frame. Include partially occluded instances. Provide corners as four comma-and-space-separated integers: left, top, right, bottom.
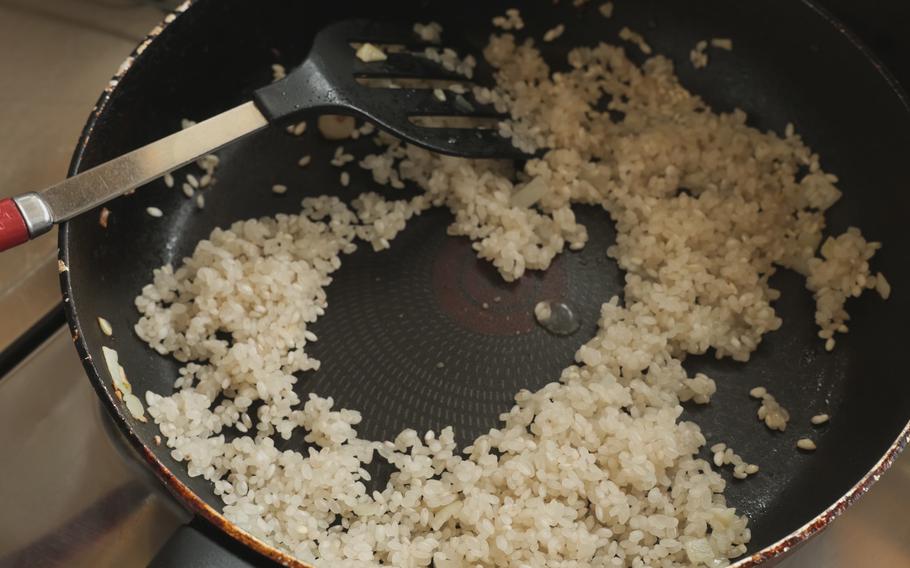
0, 102, 268, 251
0, 19, 520, 253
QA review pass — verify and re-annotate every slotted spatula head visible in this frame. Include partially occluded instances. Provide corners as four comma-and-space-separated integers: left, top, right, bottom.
253, 19, 527, 159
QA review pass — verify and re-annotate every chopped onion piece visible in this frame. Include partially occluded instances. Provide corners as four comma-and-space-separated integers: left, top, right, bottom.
511, 176, 548, 208
101, 346, 120, 386
124, 393, 147, 422
355, 43, 388, 63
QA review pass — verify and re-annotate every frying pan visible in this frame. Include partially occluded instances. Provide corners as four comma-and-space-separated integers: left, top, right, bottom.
58, 0, 910, 565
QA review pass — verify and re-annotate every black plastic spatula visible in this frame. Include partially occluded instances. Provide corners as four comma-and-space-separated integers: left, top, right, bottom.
0, 19, 519, 252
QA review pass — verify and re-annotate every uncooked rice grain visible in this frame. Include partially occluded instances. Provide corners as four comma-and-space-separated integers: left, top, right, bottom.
811, 414, 830, 425
271, 63, 286, 81
709, 442, 759, 480
690, 40, 709, 69
291, 121, 308, 136
543, 24, 565, 43
97, 316, 113, 336
413, 22, 443, 43
533, 300, 553, 322
756, 391, 790, 432
876, 272, 891, 299
619, 27, 652, 54
198, 154, 220, 173
492, 8, 523, 31
423, 47, 476, 79
331, 146, 356, 167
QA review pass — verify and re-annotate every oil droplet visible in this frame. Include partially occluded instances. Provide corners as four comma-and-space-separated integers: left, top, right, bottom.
534, 300, 580, 336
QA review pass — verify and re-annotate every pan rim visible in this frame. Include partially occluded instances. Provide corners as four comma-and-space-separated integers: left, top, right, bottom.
56, 1, 910, 566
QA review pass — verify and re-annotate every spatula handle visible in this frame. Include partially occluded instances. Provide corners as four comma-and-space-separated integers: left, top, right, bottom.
0, 198, 29, 252
0, 102, 270, 254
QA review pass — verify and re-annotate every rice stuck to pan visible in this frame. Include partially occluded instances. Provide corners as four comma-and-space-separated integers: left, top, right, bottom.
132, 15, 886, 568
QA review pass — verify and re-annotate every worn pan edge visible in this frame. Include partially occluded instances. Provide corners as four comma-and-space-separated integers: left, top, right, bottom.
731, 1, 910, 564
56, 1, 910, 566
56, 1, 309, 566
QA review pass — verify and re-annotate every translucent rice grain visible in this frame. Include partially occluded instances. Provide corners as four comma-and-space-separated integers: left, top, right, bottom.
749, 386, 766, 399
97, 317, 113, 336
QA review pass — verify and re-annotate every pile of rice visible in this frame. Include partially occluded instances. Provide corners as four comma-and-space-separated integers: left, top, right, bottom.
132, 13, 886, 568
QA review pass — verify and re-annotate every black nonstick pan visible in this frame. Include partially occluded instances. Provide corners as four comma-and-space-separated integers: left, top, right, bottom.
58, 0, 910, 565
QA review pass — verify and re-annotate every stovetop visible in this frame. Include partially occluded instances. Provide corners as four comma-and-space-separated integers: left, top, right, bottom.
0, 1, 909, 567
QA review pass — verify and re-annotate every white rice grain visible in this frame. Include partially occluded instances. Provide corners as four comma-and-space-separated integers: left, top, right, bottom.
414, 22, 443, 43
271, 63, 286, 81
492, 8, 524, 31
811, 414, 830, 425
97, 317, 113, 337
543, 24, 565, 43
619, 27, 652, 54
690, 40, 709, 69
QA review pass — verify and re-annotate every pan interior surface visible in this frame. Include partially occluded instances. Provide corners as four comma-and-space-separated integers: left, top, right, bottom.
62, 0, 910, 562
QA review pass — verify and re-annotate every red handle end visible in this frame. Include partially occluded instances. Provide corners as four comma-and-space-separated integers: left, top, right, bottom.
0, 198, 29, 252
